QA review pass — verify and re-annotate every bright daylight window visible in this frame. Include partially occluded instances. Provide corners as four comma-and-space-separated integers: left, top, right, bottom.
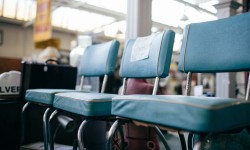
152, 0, 217, 51
0, 0, 218, 46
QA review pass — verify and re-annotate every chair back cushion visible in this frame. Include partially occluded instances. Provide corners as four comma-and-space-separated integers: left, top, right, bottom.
120, 30, 175, 78
79, 40, 120, 76
178, 13, 250, 73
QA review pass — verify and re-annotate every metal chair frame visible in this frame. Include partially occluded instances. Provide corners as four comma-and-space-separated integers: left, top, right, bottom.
21, 40, 120, 150
21, 99, 54, 150
107, 76, 189, 150
47, 75, 125, 150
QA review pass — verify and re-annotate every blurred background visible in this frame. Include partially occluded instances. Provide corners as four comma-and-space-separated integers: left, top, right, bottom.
0, 0, 248, 98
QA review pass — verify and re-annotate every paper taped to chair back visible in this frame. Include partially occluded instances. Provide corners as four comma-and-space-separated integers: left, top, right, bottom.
120, 30, 175, 78
130, 34, 156, 62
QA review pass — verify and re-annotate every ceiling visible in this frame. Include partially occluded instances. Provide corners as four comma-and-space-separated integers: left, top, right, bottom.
0, 0, 219, 31
0, 0, 243, 50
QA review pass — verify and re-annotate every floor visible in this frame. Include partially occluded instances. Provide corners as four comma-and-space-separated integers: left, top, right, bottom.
20, 133, 184, 150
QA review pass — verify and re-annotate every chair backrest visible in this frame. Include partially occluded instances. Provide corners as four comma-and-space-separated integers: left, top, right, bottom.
178, 12, 250, 73
119, 30, 175, 78
79, 40, 120, 77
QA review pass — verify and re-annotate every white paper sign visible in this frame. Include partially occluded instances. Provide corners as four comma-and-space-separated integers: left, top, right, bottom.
130, 34, 155, 62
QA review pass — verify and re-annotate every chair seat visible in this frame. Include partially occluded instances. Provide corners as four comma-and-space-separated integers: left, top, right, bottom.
112, 95, 250, 133
25, 89, 85, 105
53, 92, 116, 116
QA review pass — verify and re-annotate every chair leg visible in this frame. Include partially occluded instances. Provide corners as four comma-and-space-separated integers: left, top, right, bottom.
153, 126, 171, 150
187, 133, 194, 150
73, 139, 78, 150
193, 138, 202, 150
117, 125, 125, 150
20, 102, 31, 145
77, 120, 89, 150
178, 131, 187, 150
106, 120, 124, 150
48, 109, 60, 150
193, 134, 210, 150
43, 108, 52, 150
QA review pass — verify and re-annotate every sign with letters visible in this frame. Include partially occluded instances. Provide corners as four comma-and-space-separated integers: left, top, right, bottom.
0, 86, 20, 94
0, 71, 21, 95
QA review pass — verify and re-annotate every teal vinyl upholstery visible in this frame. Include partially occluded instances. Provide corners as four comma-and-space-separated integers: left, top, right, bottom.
111, 13, 250, 134
112, 95, 250, 132
51, 40, 120, 116
23, 40, 120, 150
120, 30, 175, 78
53, 32, 174, 117
54, 92, 116, 116
25, 89, 81, 105
79, 40, 120, 76
178, 12, 250, 73
25, 40, 119, 105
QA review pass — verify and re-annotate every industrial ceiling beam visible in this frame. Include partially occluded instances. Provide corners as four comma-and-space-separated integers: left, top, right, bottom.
22, 5, 60, 28
153, 22, 183, 33
175, 0, 216, 15
20, 0, 216, 33
53, 0, 184, 33
53, 0, 124, 21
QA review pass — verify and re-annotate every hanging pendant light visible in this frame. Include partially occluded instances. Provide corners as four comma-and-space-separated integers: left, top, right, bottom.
180, 4, 189, 21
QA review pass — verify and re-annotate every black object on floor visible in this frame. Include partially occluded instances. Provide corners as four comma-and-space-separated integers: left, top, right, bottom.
0, 98, 21, 150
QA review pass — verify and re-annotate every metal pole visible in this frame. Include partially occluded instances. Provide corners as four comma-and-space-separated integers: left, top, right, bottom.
43, 108, 52, 150
153, 126, 171, 150
106, 120, 121, 150
77, 120, 89, 150
80, 76, 84, 91
153, 77, 159, 95
20, 102, 31, 145
186, 72, 192, 96
246, 72, 250, 101
121, 78, 127, 95
48, 110, 59, 150
178, 131, 187, 150
188, 133, 194, 150
101, 75, 108, 93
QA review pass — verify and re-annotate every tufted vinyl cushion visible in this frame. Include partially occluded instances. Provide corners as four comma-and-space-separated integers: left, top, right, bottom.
25, 89, 87, 105
112, 95, 250, 133
53, 92, 116, 116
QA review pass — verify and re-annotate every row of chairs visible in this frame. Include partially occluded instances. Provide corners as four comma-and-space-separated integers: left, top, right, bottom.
22, 12, 250, 150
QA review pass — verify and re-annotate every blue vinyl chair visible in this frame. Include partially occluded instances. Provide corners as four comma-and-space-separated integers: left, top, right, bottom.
106, 30, 176, 149
47, 40, 120, 150
22, 40, 120, 150
110, 12, 250, 150
53, 30, 175, 150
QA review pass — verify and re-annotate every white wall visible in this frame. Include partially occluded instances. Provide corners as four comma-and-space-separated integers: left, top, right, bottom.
0, 22, 76, 59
